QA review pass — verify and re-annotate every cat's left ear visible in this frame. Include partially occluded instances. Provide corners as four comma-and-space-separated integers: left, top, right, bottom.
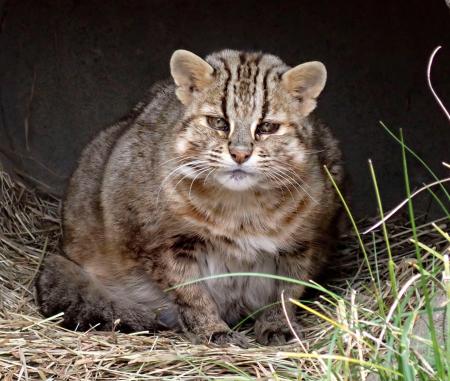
281, 61, 327, 114
170, 50, 214, 105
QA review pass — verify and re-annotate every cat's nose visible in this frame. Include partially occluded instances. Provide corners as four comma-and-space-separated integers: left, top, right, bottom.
229, 146, 252, 164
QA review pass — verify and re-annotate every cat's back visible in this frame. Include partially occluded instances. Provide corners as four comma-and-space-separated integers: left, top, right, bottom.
63, 81, 178, 263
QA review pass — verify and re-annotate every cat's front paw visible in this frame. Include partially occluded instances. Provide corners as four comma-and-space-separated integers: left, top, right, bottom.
186, 325, 249, 348
198, 331, 248, 348
210, 330, 249, 348
254, 317, 303, 346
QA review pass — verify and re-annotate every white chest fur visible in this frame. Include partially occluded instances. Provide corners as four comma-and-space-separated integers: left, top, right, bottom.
197, 249, 279, 325
233, 235, 280, 255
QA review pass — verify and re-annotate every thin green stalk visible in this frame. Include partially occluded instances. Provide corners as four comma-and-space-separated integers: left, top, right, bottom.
210, 360, 253, 380
410, 239, 443, 261
278, 352, 404, 378
426, 186, 450, 219
372, 231, 387, 318
432, 223, 450, 243
166, 272, 339, 299
399, 312, 416, 381
231, 301, 280, 331
326, 330, 338, 381
399, 129, 444, 377
380, 121, 450, 205
443, 253, 450, 374
368, 159, 398, 299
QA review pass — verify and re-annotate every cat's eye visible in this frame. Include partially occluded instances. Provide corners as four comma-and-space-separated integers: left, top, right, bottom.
256, 122, 280, 135
207, 116, 230, 132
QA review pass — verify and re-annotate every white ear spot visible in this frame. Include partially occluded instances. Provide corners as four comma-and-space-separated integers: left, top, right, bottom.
281, 61, 327, 100
170, 50, 214, 105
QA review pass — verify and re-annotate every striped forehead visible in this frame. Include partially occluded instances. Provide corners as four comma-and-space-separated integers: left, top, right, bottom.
211, 52, 287, 121
231, 53, 261, 115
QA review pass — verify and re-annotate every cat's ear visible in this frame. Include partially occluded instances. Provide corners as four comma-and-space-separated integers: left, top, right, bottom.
170, 50, 214, 105
281, 61, 327, 114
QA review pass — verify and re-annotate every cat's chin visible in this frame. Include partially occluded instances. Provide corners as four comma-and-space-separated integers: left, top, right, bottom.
215, 169, 259, 191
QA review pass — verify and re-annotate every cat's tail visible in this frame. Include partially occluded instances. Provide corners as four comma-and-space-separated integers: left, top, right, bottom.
35, 254, 179, 332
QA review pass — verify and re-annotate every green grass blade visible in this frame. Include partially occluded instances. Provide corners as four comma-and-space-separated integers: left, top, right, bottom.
426, 186, 450, 219
368, 159, 398, 299
399, 312, 417, 381
277, 352, 404, 378
399, 128, 445, 378
380, 121, 450, 205
166, 272, 340, 300
326, 330, 338, 381
231, 301, 280, 331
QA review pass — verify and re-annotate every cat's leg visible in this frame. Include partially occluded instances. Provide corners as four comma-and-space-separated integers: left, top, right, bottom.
254, 287, 304, 346
254, 245, 327, 345
35, 254, 178, 332
145, 236, 249, 347
174, 283, 248, 347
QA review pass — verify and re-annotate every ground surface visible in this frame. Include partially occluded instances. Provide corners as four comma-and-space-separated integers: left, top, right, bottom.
1, 169, 448, 380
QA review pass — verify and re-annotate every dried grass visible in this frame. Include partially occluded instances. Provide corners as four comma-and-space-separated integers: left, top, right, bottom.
0, 169, 447, 380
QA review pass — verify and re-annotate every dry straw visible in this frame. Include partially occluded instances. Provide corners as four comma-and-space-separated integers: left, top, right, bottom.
0, 169, 447, 380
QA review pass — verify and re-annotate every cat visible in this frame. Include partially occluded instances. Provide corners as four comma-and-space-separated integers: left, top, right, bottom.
35, 49, 345, 347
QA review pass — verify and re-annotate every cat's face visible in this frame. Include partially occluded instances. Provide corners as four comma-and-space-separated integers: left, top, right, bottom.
170, 50, 326, 192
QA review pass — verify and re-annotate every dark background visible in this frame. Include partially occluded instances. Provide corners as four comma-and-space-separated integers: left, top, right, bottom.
0, 0, 449, 216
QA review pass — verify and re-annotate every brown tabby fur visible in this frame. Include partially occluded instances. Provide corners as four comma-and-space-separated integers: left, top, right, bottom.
36, 49, 345, 347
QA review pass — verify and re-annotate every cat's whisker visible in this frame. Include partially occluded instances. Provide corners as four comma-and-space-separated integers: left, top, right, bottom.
172, 167, 207, 191
271, 159, 315, 192
161, 160, 210, 186
273, 173, 296, 202
158, 155, 195, 168
156, 163, 189, 200
304, 149, 325, 155
261, 171, 288, 201
270, 166, 309, 201
156, 160, 210, 205
263, 169, 295, 202
156, 164, 211, 206
188, 167, 212, 200
273, 166, 318, 204
280, 166, 312, 190
203, 168, 217, 185
270, 170, 297, 202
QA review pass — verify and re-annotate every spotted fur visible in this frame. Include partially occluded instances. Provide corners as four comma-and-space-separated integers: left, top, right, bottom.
36, 49, 345, 346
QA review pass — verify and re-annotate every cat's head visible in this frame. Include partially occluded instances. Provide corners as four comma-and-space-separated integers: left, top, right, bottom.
169, 49, 326, 192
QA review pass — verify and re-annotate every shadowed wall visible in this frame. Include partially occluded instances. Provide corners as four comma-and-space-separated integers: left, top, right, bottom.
0, 0, 449, 216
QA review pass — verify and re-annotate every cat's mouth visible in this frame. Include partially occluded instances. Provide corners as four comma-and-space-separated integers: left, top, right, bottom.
215, 168, 258, 191
229, 169, 251, 180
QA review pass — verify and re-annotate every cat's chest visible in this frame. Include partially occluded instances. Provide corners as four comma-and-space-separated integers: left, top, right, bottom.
197, 250, 278, 324
176, 190, 304, 243
187, 209, 299, 260
230, 234, 281, 256
207, 218, 299, 261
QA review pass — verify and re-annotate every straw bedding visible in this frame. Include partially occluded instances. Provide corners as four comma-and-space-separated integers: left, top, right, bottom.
0, 168, 447, 380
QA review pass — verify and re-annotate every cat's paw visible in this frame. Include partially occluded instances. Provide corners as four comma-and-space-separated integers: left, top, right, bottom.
209, 330, 249, 348
254, 317, 303, 346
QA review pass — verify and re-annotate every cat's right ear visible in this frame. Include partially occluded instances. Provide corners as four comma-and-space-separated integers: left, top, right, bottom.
170, 50, 214, 105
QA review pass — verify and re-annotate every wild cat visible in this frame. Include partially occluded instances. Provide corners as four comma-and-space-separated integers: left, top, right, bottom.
36, 49, 344, 346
